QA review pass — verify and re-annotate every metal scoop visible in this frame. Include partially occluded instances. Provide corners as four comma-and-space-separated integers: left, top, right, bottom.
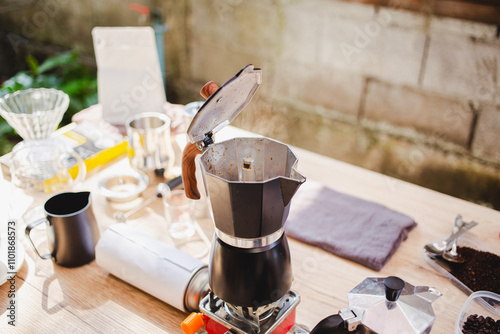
114, 176, 182, 222
424, 215, 478, 260
442, 215, 466, 263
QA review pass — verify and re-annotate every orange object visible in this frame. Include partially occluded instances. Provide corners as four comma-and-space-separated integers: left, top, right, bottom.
181, 312, 204, 334
128, 3, 150, 15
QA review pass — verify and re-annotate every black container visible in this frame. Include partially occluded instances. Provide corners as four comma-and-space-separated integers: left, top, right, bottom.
209, 234, 292, 307
25, 191, 100, 267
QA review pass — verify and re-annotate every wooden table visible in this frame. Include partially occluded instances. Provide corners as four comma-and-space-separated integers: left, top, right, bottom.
0, 126, 498, 333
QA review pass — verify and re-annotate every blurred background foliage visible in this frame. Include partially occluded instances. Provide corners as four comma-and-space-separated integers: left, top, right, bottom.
0, 50, 97, 155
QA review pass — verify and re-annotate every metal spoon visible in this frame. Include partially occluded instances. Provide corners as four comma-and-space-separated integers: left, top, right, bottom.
442, 240, 464, 263
114, 175, 183, 222
440, 215, 464, 263
425, 215, 462, 255
424, 218, 478, 257
442, 215, 464, 258
442, 218, 478, 263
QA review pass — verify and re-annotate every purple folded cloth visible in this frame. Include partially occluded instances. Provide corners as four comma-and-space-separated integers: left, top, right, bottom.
286, 181, 417, 271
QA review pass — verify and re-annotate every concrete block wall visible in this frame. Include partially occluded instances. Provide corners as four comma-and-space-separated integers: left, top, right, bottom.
187, 0, 500, 208
190, 0, 500, 159
190, 0, 500, 157
0, 0, 499, 207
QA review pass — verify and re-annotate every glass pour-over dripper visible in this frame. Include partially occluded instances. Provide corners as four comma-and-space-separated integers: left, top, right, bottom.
0, 88, 69, 141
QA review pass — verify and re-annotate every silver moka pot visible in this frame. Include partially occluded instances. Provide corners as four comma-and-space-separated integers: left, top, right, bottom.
182, 65, 306, 309
310, 276, 442, 334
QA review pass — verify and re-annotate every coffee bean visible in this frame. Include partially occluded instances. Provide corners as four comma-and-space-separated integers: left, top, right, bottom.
462, 314, 500, 334
449, 247, 500, 294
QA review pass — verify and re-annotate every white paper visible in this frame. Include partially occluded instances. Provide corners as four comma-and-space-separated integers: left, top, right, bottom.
95, 223, 206, 311
92, 27, 166, 126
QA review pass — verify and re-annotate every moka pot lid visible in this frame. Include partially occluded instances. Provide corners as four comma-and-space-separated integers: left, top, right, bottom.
347, 276, 441, 333
186, 64, 262, 145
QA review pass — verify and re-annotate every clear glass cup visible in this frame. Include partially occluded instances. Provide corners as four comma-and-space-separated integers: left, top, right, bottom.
163, 189, 211, 259
164, 190, 196, 240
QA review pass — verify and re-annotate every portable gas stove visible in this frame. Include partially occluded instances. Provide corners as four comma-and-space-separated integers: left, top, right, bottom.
199, 291, 308, 334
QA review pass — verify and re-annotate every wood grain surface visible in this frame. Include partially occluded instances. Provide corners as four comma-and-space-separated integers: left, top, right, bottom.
0, 126, 499, 333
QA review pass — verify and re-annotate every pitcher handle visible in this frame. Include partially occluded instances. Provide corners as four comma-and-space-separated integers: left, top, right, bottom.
182, 81, 219, 200
25, 218, 53, 260
66, 151, 87, 187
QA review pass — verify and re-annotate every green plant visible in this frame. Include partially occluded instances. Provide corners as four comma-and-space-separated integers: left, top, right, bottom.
0, 50, 97, 155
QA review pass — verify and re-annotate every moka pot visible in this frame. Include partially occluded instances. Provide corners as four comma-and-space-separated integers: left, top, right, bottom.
182, 65, 306, 308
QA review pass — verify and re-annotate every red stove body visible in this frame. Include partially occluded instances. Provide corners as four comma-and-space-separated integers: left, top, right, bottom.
204, 309, 296, 334
198, 291, 308, 334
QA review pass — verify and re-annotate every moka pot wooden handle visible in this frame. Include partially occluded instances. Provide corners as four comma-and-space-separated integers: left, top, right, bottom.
181, 81, 219, 199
